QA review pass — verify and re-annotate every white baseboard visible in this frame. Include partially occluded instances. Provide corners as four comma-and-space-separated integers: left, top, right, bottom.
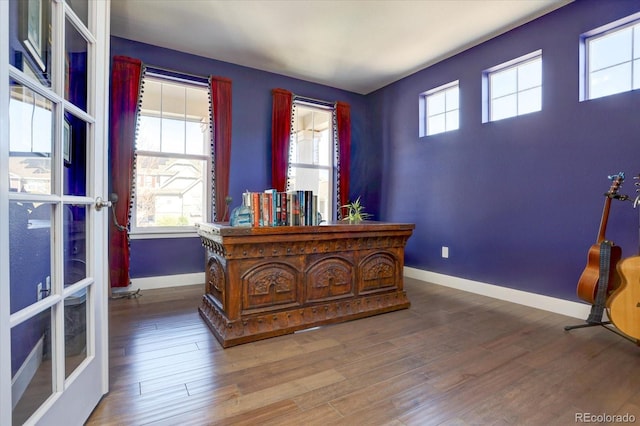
122, 269, 589, 319
12, 336, 44, 409
126, 272, 205, 291
404, 267, 591, 320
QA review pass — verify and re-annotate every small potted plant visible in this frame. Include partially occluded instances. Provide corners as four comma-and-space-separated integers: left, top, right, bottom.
341, 197, 371, 223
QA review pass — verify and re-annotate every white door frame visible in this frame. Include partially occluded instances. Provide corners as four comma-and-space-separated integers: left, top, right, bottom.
1, 0, 111, 424
0, 0, 12, 420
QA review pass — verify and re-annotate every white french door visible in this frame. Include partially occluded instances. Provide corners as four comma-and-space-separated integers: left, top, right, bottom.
1, 0, 110, 424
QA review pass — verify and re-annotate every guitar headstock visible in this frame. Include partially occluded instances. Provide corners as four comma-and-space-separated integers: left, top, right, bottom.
632, 174, 640, 208
606, 172, 625, 197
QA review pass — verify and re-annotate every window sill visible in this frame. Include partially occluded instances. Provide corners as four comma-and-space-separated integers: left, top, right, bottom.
129, 231, 199, 240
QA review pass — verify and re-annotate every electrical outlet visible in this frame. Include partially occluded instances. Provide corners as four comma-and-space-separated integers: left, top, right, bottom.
37, 282, 43, 301
442, 246, 449, 258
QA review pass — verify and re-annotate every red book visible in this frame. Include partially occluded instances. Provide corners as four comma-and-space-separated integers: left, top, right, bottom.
251, 192, 260, 227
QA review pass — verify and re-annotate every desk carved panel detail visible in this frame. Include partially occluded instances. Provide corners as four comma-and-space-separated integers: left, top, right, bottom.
197, 222, 414, 347
306, 257, 354, 302
243, 263, 297, 312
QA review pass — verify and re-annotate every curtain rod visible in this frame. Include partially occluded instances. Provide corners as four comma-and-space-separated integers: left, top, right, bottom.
144, 64, 209, 84
293, 94, 335, 108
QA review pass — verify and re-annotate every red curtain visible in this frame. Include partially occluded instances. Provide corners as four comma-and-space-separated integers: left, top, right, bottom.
210, 76, 233, 221
271, 88, 293, 192
108, 56, 142, 287
336, 101, 351, 216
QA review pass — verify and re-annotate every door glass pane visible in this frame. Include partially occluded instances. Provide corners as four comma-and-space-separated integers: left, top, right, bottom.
63, 113, 87, 196
9, 81, 53, 195
9, 0, 53, 87
64, 289, 87, 379
62, 204, 88, 287
65, 0, 88, 27
65, 17, 88, 111
64, 204, 87, 286
11, 308, 54, 426
10, 201, 53, 314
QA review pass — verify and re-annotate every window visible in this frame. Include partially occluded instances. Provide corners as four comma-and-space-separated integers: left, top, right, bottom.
133, 74, 211, 233
288, 102, 335, 222
585, 19, 640, 100
421, 81, 459, 136
486, 52, 542, 122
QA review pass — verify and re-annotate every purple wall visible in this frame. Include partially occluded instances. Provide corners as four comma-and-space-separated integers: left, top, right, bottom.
371, 0, 640, 301
110, 37, 372, 279
112, 1, 640, 303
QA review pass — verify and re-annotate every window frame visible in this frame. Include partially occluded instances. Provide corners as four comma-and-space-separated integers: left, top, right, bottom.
583, 16, 640, 101
419, 80, 460, 137
287, 100, 337, 222
130, 72, 212, 237
483, 50, 542, 123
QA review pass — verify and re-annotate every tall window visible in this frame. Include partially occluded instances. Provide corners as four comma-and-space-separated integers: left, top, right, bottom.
421, 81, 459, 136
585, 19, 640, 100
486, 51, 542, 122
288, 102, 335, 222
133, 74, 210, 233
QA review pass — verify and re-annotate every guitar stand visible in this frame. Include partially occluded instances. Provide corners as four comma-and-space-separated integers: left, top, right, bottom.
564, 240, 640, 346
564, 320, 640, 345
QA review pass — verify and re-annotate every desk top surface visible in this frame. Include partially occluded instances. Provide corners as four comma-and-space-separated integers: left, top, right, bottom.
197, 221, 415, 240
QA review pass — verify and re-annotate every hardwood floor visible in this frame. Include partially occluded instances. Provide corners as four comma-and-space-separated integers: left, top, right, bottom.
87, 278, 640, 425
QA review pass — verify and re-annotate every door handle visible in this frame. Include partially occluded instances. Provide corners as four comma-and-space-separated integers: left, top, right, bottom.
95, 196, 112, 211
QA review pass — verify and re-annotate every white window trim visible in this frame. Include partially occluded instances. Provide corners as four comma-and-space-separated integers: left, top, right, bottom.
130, 73, 212, 237
581, 13, 640, 101
288, 99, 337, 222
483, 50, 542, 123
419, 80, 459, 137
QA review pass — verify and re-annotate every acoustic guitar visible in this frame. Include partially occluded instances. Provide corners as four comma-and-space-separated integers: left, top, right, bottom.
576, 173, 625, 304
608, 175, 640, 341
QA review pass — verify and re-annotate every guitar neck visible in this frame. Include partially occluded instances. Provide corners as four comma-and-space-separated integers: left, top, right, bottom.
596, 196, 613, 243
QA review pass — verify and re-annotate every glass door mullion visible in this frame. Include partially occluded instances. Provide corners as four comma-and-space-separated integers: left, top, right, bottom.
9, 293, 62, 328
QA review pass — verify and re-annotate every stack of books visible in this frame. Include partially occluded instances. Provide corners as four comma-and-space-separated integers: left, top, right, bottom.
242, 189, 318, 227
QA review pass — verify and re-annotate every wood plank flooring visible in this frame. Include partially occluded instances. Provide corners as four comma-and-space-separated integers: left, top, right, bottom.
86, 278, 640, 425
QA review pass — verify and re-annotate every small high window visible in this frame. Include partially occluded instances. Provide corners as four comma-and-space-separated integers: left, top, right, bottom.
485, 51, 542, 122
585, 19, 640, 100
420, 81, 459, 136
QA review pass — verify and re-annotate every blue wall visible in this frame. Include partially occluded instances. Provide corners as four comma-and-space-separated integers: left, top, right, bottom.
112, 0, 640, 304
371, 0, 640, 301
110, 37, 372, 279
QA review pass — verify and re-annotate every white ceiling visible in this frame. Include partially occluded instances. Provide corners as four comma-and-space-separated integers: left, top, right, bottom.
110, 0, 572, 95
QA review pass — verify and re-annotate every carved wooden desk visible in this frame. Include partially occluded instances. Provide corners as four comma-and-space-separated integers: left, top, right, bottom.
196, 222, 415, 347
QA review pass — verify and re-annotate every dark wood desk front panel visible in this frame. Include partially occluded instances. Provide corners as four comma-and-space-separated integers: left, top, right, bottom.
197, 222, 415, 347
